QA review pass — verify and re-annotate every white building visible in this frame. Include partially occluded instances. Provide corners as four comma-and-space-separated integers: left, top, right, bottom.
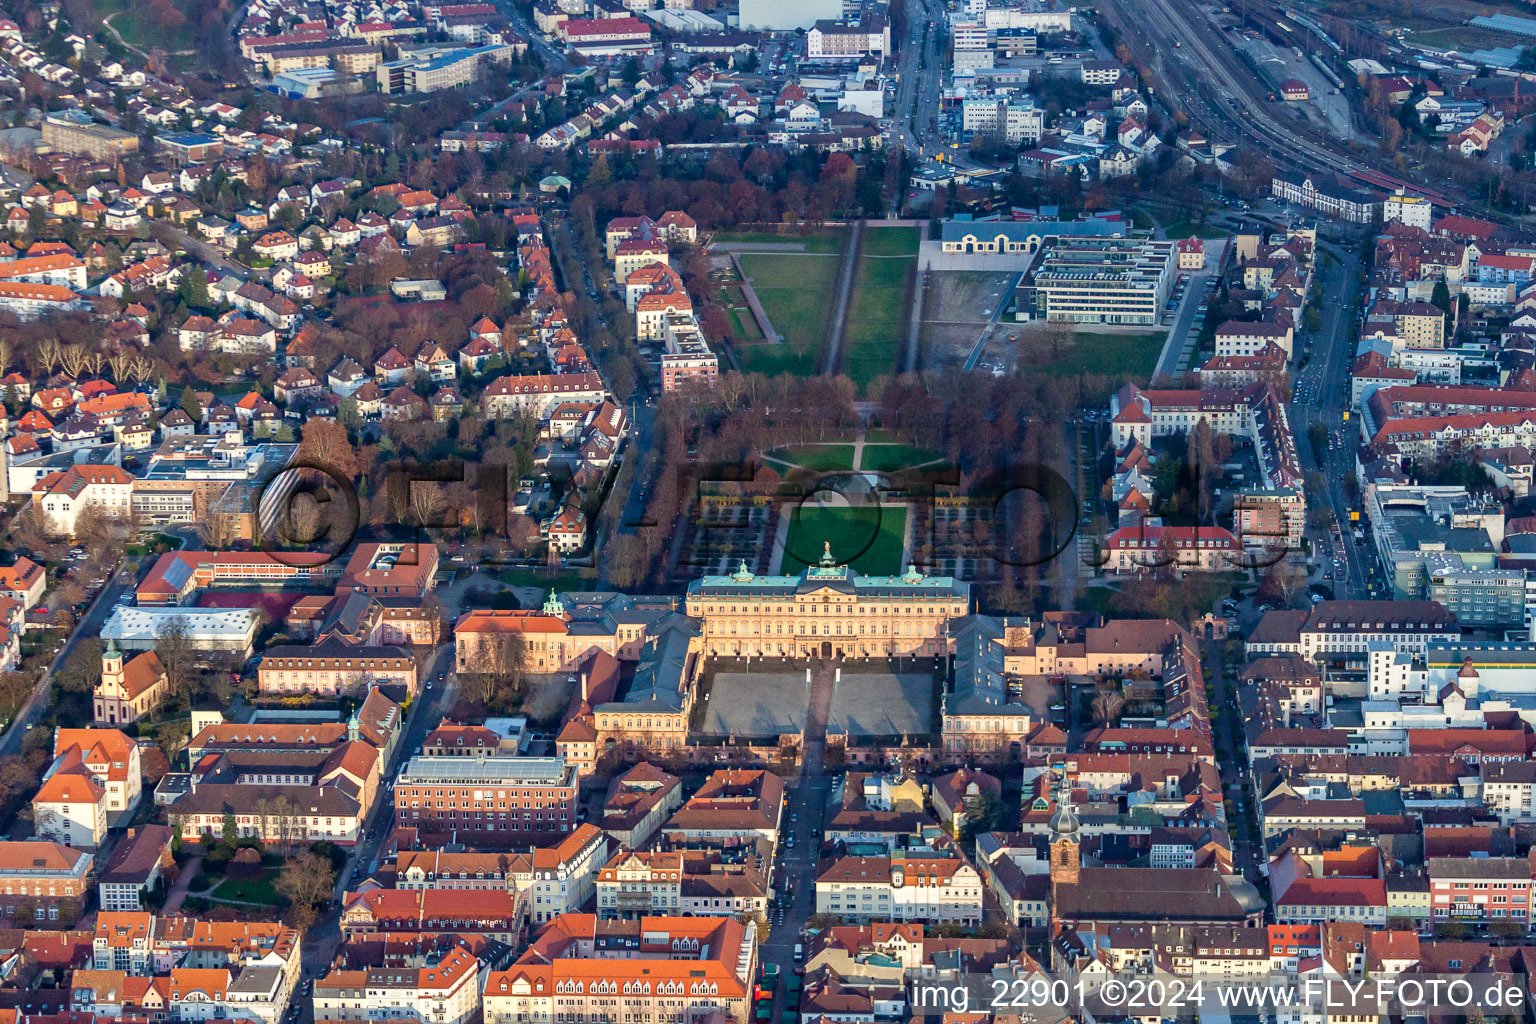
815, 855, 983, 923
313, 946, 481, 1024
1382, 190, 1433, 231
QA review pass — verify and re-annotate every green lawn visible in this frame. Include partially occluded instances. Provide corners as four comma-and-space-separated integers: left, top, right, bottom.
736, 345, 820, 376
840, 250, 915, 391
782, 505, 907, 576
765, 445, 856, 471
714, 229, 847, 254
1162, 222, 1229, 240
860, 226, 921, 257
860, 444, 946, 473
737, 252, 843, 367
210, 868, 281, 906
727, 306, 764, 341
1404, 25, 1514, 51
1021, 331, 1164, 378
494, 568, 596, 592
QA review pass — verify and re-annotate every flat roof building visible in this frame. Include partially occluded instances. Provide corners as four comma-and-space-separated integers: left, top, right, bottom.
1016, 238, 1175, 325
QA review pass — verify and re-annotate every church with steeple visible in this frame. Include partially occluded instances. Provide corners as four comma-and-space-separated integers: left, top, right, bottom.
1046, 766, 1266, 931
92, 638, 168, 727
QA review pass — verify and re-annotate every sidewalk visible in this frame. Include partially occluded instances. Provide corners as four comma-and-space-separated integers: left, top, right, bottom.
162, 850, 203, 915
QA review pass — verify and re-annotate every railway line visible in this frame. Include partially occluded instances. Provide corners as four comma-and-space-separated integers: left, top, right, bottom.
1105, 0, 1459, 206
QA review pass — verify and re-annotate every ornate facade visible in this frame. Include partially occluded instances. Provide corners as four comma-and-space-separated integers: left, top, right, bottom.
684, 547, 970, 660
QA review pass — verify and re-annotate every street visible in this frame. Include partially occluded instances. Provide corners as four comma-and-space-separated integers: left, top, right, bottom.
297, 642, 459, 996
1288, 241, 1374, 600
759, 662, 836, 1017
0, 557, 138, 761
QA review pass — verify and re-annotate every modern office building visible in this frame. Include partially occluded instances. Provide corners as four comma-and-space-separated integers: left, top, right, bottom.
1015, 238, 1175, 324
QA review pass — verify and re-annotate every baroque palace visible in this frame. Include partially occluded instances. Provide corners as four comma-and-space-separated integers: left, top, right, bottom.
684, 545, 971, 660
453, 548, 1201, 768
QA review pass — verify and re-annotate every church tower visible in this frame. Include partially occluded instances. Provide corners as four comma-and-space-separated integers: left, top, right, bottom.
101, 638, 124, 695
1048, 769, 1080, 887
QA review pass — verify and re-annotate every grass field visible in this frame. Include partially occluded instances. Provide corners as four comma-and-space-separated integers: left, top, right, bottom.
714, 229, 847, 254
737, 251, 843, 372
861, 444, 945, 474
782, 505, 907, 575
1403, 25, 1515, 51
736, 346, 822, 376
1161, 222, 1229, 240
840, 230, 918, 390
1020, 330, 1163, 379
860, 226, 921, 257
765, 445, 856, 471
210, 868, 281, 906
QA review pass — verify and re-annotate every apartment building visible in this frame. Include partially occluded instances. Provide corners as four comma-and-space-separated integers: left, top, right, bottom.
526, 824, 609, 923
1015, 238, 1175, 325
815, 854, 984, 923
0, 253, 88, 289
1480, 762, 1536, 824
33, 730, 141, 850
32, 464, 134, 537
1428, 857, 1532, 926
0, 281, 86, 320
483, 915, 754, 1024
480, 372, 607, 419
394, 755, 580, 841
313, 946, 481, 1024
596, 847, 770, 919
596, 850, 684, 917
339, 889, 521, 941
0, 841, 94, 921
659, 311, 719, 393
1214, 320, 1295, 359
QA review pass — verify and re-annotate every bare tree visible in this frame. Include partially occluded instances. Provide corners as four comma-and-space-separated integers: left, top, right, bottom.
474, 632, 527, 705
1091, 689, 1125, 726
197, 512, 240, 550
154, 619, 196, 712
276, 852, 336, 932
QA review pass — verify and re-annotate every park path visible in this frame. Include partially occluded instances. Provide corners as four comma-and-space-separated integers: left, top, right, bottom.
161, 850, 203, 915
905, 259, 928, 373
821, 220, 865, 377
727, 252, 783, 345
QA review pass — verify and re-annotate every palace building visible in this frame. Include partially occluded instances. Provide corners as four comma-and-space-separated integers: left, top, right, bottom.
683, 547, 971, 660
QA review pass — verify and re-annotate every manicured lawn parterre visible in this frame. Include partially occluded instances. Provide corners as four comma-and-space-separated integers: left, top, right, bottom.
782, 505, 907, 576
764, 445, 857, 472
860, 444, 946, 474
